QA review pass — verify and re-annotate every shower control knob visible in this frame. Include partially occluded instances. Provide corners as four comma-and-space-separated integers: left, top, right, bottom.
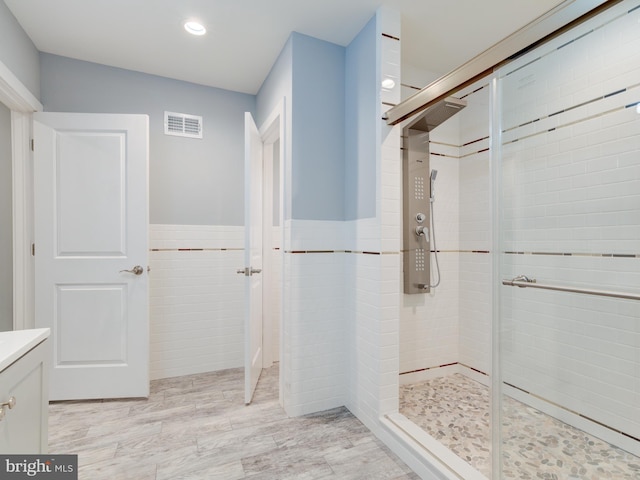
415, 226, 429, 239
415, 213, 426, 223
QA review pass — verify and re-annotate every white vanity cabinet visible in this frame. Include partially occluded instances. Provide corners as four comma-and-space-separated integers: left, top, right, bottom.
0, 328, 50, 454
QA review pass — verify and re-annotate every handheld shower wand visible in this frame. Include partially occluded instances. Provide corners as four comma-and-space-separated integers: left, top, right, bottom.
430, 169, 438, 202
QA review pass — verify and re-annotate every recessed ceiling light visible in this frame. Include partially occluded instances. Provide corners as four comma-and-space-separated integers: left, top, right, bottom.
381, 78, 396, 89
184, 21, 206, 36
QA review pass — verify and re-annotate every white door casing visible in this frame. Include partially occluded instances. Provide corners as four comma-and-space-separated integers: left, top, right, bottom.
262, 140, 277, 369
243, 112, 264, 405
0, 58, 43, 332
259, 109, 283, 370
34, 112, 149, 401
258, 101, 286, 407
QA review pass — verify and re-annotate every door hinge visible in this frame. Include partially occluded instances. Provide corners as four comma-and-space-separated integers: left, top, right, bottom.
31, 243, 35, 256
30, 139, 34, 151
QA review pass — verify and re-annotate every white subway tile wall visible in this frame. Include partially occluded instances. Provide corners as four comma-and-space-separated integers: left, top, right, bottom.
284, 251, 347, 415
347, 6, 402, 431
458, 252, 491, 374
148, 225, 245, 380
500, 0, 640, 442
458, 85, 492, 375
399, 79, 492, 377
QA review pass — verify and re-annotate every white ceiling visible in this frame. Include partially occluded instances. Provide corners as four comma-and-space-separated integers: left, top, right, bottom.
5, 0, 566, 95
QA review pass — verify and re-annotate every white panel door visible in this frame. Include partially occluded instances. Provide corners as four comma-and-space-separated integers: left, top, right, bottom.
243, 112, 263, 404
34, 112, 149, 401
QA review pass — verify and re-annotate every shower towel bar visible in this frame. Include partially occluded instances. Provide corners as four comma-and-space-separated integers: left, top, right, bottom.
502, 276, 640, 301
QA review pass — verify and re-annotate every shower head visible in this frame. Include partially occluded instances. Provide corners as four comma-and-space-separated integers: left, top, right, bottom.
430, 169, 438, 200
406, 96, 467, 133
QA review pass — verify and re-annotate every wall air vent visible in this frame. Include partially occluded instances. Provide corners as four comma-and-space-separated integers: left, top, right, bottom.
164, 111, 203, 139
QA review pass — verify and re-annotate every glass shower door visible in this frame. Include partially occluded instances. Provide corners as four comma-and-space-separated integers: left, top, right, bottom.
495, 0, 640, 478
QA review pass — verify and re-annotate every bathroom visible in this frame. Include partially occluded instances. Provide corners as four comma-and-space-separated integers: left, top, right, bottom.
1, 0, 639, 478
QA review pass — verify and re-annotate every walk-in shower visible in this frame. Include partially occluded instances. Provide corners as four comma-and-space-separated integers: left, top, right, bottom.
402, 97, 466, 294
395, 1, 640, 478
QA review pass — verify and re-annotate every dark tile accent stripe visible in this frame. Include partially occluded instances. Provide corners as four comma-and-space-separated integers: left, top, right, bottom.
462, 136, 490, 147
401, 83, 422, 91
400, 362, 489, 377
285, 250, 399, 255
459, 83, 490, 99
557, 29, 594, 50
502, 83, 637, 136
400, 362, 458, 376
505, 251, 640, 258
150, 248, 243, 252
156, 249, 493, 256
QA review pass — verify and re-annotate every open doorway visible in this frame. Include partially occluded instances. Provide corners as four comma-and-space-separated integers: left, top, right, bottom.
243, 103, 285, 407
258, 108, 284, 406
262, 137, 282, 370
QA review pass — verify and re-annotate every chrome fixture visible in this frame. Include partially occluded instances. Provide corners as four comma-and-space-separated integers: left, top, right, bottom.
502, 276, 640, 301
430, 169, 438, 201
403, 97, 466, 294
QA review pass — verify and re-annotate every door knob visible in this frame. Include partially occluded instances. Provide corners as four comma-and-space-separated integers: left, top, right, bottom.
236, 267, 262, 276
120, 265, 144, 275
0, 396, 16, 422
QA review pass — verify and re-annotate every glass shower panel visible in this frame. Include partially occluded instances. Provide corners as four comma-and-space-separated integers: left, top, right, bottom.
496, 1, 640, 478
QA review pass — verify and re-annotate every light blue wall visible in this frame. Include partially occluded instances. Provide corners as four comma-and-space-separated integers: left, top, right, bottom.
345, 16, 377, 220
0, 1, 40, 99
291, 33, 345, 221
256, 37, 293, 221
0, 102, 11, 331
40, 53, 255, 226
256, 37, 292, 128
38, 27, 367, 226
257, 33, 347, 222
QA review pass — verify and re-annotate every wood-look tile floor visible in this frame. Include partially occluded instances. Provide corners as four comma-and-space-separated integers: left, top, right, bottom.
49, 365, 419, 480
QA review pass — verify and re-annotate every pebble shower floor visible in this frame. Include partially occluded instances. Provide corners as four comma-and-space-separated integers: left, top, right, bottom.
399, 373, 640, 479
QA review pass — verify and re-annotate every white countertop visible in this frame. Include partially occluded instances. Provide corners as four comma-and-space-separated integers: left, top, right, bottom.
0, 328, 50, 372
